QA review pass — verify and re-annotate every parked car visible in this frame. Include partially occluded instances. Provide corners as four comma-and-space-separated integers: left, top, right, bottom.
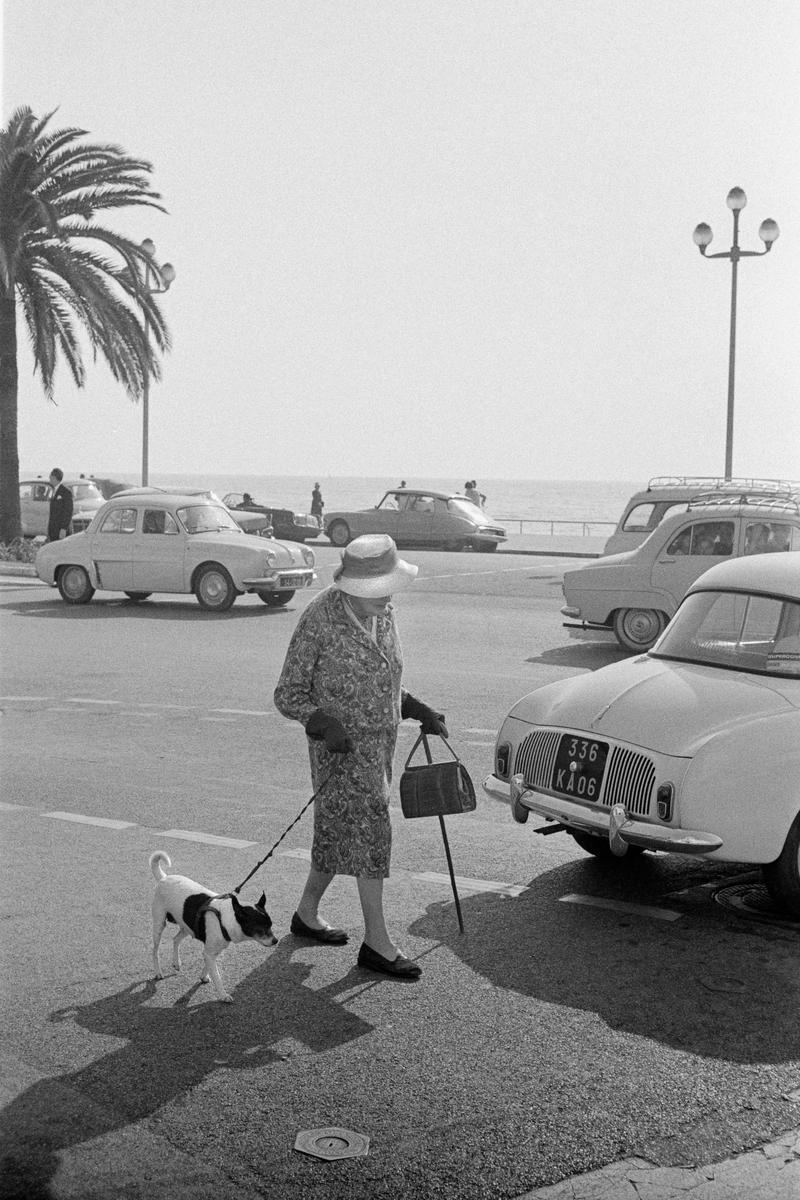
323, 488, 507, 552
485, 552, 800, 915
603, 475, 800, 555
17, 476, 105, 537
35, 492, 316, 612
562, 493, 800, 651
222, 493, 320, 543
115, 487, 272, 536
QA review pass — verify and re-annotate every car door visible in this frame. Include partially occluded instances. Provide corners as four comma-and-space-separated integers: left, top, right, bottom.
20, 481, 51, 537
397, 494, 436, 544
131, 508, 184, 591
650, 518, 736, 605
363, 493, 401, 539
88, 505, 137, 590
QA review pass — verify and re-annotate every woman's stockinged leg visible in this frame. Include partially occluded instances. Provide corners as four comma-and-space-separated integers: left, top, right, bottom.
296, 867, 335, 929
357, 876, 397, 959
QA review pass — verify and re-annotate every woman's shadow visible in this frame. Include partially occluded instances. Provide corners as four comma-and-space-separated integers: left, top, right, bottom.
0, 940, 372, 1200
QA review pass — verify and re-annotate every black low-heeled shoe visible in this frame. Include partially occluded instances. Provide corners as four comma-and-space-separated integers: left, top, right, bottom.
357, 943, 422, 978
290, 912, 348, 944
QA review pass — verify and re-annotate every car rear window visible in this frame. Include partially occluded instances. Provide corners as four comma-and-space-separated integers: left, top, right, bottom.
653, 590, 800, 677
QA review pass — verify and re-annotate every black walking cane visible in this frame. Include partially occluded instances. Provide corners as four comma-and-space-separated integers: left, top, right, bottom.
397, 728, 477, 932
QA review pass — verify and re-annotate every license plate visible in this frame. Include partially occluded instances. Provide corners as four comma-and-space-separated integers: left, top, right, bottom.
279, 575, 296, 587
551, 734, 608, 802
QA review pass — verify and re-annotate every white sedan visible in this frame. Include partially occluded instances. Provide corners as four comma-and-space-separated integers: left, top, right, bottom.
485, 553, 800, 916
35, 492, 316, 612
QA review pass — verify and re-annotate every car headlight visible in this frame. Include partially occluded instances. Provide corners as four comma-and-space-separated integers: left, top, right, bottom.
264, 549, 277, 568
302, 546, 315, 567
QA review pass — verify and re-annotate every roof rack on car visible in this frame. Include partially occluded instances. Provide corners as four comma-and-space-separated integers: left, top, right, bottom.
687, 492, 800, 513
647, 475, 800, 493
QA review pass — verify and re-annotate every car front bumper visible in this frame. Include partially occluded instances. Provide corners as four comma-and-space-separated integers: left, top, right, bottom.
241, 569, 315, 591
483, 772, 723, 856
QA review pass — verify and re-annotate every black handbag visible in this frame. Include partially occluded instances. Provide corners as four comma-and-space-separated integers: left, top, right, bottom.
400, 732, 476, 819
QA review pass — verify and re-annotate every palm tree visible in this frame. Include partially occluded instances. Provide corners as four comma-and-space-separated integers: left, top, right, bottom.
0, 106, 171, 542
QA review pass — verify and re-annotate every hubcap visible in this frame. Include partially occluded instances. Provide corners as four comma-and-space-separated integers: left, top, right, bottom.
64, 568, 85, 598
625, 609, 660, 644
202, 573, 225, 602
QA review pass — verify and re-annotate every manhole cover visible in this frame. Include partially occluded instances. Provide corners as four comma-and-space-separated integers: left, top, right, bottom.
713, 881, 800, 929
294, 1127, 370, 1160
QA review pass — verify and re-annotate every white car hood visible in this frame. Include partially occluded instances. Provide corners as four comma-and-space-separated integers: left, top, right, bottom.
510, 655, 797, 755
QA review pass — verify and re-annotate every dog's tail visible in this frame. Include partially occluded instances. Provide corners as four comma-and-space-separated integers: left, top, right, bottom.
149, 850, 172, 881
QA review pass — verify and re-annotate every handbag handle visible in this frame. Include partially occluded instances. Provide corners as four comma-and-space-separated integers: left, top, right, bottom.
404, 730, 462, 770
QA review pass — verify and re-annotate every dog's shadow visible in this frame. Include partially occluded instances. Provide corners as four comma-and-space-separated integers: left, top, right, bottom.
0, 939, 371, 1199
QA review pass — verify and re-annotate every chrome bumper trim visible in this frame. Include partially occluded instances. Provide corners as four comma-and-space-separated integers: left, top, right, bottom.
242, 571, 315, 588
507, 774, 721, 855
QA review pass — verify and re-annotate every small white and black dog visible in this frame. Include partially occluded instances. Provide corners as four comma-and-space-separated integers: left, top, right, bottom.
150, 850, 277, 1003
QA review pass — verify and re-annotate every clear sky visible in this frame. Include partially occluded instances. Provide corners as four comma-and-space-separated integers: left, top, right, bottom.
3, 1, 799, 481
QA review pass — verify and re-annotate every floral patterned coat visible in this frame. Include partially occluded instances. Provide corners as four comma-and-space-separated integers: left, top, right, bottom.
274, 587, 407, 878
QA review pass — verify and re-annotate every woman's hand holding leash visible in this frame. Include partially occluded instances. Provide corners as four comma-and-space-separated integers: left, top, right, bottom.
305, 709, 354, 753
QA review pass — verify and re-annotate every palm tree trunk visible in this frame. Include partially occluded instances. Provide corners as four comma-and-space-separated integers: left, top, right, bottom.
0, 288, 21, 543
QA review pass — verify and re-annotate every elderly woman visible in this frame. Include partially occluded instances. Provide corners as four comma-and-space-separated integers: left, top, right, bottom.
274, 534, 446, 979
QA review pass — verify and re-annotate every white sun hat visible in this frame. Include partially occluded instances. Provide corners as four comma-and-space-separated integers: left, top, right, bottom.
333, 534, 418, 597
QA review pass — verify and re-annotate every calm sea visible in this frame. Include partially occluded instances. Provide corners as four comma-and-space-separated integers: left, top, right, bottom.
141, 474, 643, 524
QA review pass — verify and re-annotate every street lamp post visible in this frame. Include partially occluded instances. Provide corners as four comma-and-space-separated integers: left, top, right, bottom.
692, 188, 779, 480
140, 238, 176, 486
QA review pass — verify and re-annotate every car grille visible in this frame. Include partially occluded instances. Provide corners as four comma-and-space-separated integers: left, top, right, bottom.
514, 729, 655, 817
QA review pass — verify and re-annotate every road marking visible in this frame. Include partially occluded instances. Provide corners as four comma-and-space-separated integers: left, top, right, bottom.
158, 829, 259, 850
464, 739, 495, 747
65, 697, 122, 705
0, 802, 32, 811
464, 728, 497, 736
559, 893, 682, 922
213, 708, 274, 717
44, 811, 138, 830
280, 848, 526, 897
418, 565, 536, 581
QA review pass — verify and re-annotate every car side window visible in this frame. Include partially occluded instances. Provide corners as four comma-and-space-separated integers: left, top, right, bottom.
622, 502, 656, 532
143, 509, 178, 535
33, 483, 51, 501
99, 507, 138, 534
666, 520, 734, 557
410, 495, 434, 513
379, 493, 400, 510
744, 521, 793, 555
19, 483, 34, 500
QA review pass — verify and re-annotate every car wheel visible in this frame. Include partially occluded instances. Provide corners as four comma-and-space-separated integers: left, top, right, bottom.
328, 520, 351, 547
194, 564, 237, 612
570, 830, 645, 859
612, 607, 667, 652
475, 542, 498, 553
762, 812, 800, 918
57, 565, 95, 605
443, 539, 466, 552
257, 590, 295, 607
124, 592, 152, 602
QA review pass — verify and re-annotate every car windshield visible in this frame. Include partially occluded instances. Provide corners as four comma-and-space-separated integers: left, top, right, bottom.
71, 483, 102, 502
448, 498, 486, 520
652, 589, 800, 678
178, 504, 241, 534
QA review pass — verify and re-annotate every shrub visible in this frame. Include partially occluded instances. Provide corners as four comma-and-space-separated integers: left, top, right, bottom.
0, 538, 39, 563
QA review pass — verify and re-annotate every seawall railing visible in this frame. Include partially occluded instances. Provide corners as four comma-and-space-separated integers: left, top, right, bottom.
497, 518, 616, 536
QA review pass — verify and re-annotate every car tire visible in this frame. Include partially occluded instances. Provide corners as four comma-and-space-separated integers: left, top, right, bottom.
257, 590, 295, 607
612, 607, 667, 652
762, 812, 800, 918
570, 830, 645, 859
124, 592, 152, 602
475, 542, 498, 553
328, 521, 351, 547
57, 565, 95, 605
443, 539, 466, 552
194, 564, 237, 612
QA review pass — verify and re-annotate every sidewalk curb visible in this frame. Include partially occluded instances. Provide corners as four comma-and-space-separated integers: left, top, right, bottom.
514, 1126, 800, 1199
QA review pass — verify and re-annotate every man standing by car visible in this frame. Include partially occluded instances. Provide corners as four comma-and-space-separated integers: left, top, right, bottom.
311, 483, 324, 521
47, 469, 73, 541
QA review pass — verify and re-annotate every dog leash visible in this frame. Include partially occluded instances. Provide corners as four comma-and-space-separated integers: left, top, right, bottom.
232, 765, 341, 895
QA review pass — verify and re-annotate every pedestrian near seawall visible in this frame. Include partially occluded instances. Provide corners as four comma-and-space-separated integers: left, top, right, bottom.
274, 533, 448, 979
311, 482, 324, 520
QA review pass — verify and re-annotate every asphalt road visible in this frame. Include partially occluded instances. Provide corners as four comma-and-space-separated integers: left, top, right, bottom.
2, 545, 799, 1200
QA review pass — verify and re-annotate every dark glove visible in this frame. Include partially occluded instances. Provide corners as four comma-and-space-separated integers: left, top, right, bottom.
401, 692, 449, 738
304, 709, 353, 753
